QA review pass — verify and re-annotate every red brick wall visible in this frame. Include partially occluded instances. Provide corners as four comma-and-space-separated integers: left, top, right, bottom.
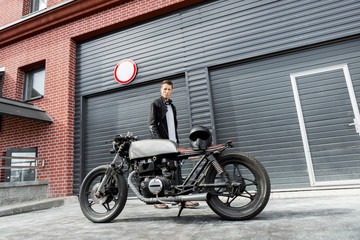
47, 0, 68, 8
0, 152, 5, 182
0, 0, 24, 26
0, 0, 69, 27
0, 0, 194, 197
22, 0, 31, 16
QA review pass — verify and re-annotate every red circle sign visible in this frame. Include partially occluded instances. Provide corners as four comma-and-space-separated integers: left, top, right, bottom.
114, 59, 137, 84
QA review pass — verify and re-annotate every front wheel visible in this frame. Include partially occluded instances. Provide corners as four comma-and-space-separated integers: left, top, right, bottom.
79, 165, 128, 223
205, 152, 270, 220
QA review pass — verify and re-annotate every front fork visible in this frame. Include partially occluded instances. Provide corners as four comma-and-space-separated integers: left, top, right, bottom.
95, 153, 120, 198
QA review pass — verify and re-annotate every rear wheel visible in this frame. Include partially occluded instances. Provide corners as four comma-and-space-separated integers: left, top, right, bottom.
205, 152, 270, 220
79, 165, 128, 223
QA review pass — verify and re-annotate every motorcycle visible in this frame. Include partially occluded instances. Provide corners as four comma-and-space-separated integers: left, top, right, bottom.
79, 128, 271, 223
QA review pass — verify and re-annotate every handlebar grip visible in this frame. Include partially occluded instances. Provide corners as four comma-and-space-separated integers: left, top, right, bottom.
226, 140, 233, 147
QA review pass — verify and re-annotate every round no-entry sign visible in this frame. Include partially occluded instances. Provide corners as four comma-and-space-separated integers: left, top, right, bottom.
114, 59, 137, 84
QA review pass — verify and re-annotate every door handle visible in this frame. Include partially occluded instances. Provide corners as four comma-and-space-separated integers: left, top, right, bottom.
349, 118, 360, 136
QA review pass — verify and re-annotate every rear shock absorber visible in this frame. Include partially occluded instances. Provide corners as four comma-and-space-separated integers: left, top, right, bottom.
206, 152, 230, 183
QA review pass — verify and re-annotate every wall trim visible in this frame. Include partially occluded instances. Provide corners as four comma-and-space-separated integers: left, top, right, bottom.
0, 0, 205, 47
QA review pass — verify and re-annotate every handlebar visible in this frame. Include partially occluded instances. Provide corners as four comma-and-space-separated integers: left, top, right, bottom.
105, 133, 139, 144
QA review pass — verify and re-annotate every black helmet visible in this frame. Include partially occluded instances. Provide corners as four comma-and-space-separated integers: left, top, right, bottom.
189, 126, 212, 150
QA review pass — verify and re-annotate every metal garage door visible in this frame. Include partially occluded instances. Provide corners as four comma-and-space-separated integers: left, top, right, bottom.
83, 76, 191, 175
209, 38, 360, 189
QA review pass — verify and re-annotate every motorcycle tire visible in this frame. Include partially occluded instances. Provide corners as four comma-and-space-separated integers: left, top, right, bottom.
205, 151, 270, 220
79, 165, 128, 223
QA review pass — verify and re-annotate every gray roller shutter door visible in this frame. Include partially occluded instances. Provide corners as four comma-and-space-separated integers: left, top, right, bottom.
73, 0, 360, 193
83, 76, 191, 175
209, 38, 360, 189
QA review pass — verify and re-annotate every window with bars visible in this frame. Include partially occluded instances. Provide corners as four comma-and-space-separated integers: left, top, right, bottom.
5, 148, 37, 182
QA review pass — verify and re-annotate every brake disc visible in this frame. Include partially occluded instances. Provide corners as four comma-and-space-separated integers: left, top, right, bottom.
90, 183, 108, 204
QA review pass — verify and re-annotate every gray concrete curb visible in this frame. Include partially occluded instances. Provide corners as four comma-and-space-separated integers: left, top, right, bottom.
0, 196, 78, 217
270, 187, 360, 199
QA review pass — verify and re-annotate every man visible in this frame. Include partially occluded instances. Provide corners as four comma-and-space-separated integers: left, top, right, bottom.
148, 80, 199, 209
148, 80, 178, 144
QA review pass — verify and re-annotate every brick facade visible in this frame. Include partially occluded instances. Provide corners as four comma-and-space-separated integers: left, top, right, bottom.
0, 0, 24, 27
0, 0, 72, 27
0, 0, 199, 197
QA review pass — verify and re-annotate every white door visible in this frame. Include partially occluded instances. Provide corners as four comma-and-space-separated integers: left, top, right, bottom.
291, 64, 360, 186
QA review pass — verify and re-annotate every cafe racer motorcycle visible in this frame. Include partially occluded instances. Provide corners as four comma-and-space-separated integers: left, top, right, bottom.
79, 126, 271, 223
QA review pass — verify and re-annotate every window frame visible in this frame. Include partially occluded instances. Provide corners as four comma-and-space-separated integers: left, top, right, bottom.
30, 0, 47, 13
4, 148, 38, 182
23, 65, 45, 102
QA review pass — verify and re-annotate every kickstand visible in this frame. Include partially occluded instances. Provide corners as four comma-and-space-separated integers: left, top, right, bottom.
177, 202, 185, 217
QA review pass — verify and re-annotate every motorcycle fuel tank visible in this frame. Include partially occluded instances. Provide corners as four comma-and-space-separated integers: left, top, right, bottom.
129, 139, 178, 160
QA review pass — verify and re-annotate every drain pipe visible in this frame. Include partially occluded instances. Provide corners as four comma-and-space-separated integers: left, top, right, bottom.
127, 171, 208, 204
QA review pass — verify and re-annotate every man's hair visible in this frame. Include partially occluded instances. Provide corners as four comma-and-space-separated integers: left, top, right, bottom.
161, 80, 173, 88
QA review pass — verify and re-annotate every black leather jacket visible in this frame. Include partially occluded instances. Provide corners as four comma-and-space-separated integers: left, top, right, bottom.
148, 97, 179, 144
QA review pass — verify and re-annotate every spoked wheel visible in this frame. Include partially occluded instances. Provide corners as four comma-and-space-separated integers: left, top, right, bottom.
79, 165, 128, 223
205, 152, 270, 220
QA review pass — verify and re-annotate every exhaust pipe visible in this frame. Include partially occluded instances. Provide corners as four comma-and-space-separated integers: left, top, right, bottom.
175, 193, 208, 202
128, 171, 208, 204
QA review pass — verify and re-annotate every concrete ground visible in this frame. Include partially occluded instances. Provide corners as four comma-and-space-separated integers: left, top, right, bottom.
0, 188, 359, 240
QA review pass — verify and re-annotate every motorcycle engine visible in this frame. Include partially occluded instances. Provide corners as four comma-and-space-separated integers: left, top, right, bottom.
140, 176, 172, 197
136, 157, 177, 198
